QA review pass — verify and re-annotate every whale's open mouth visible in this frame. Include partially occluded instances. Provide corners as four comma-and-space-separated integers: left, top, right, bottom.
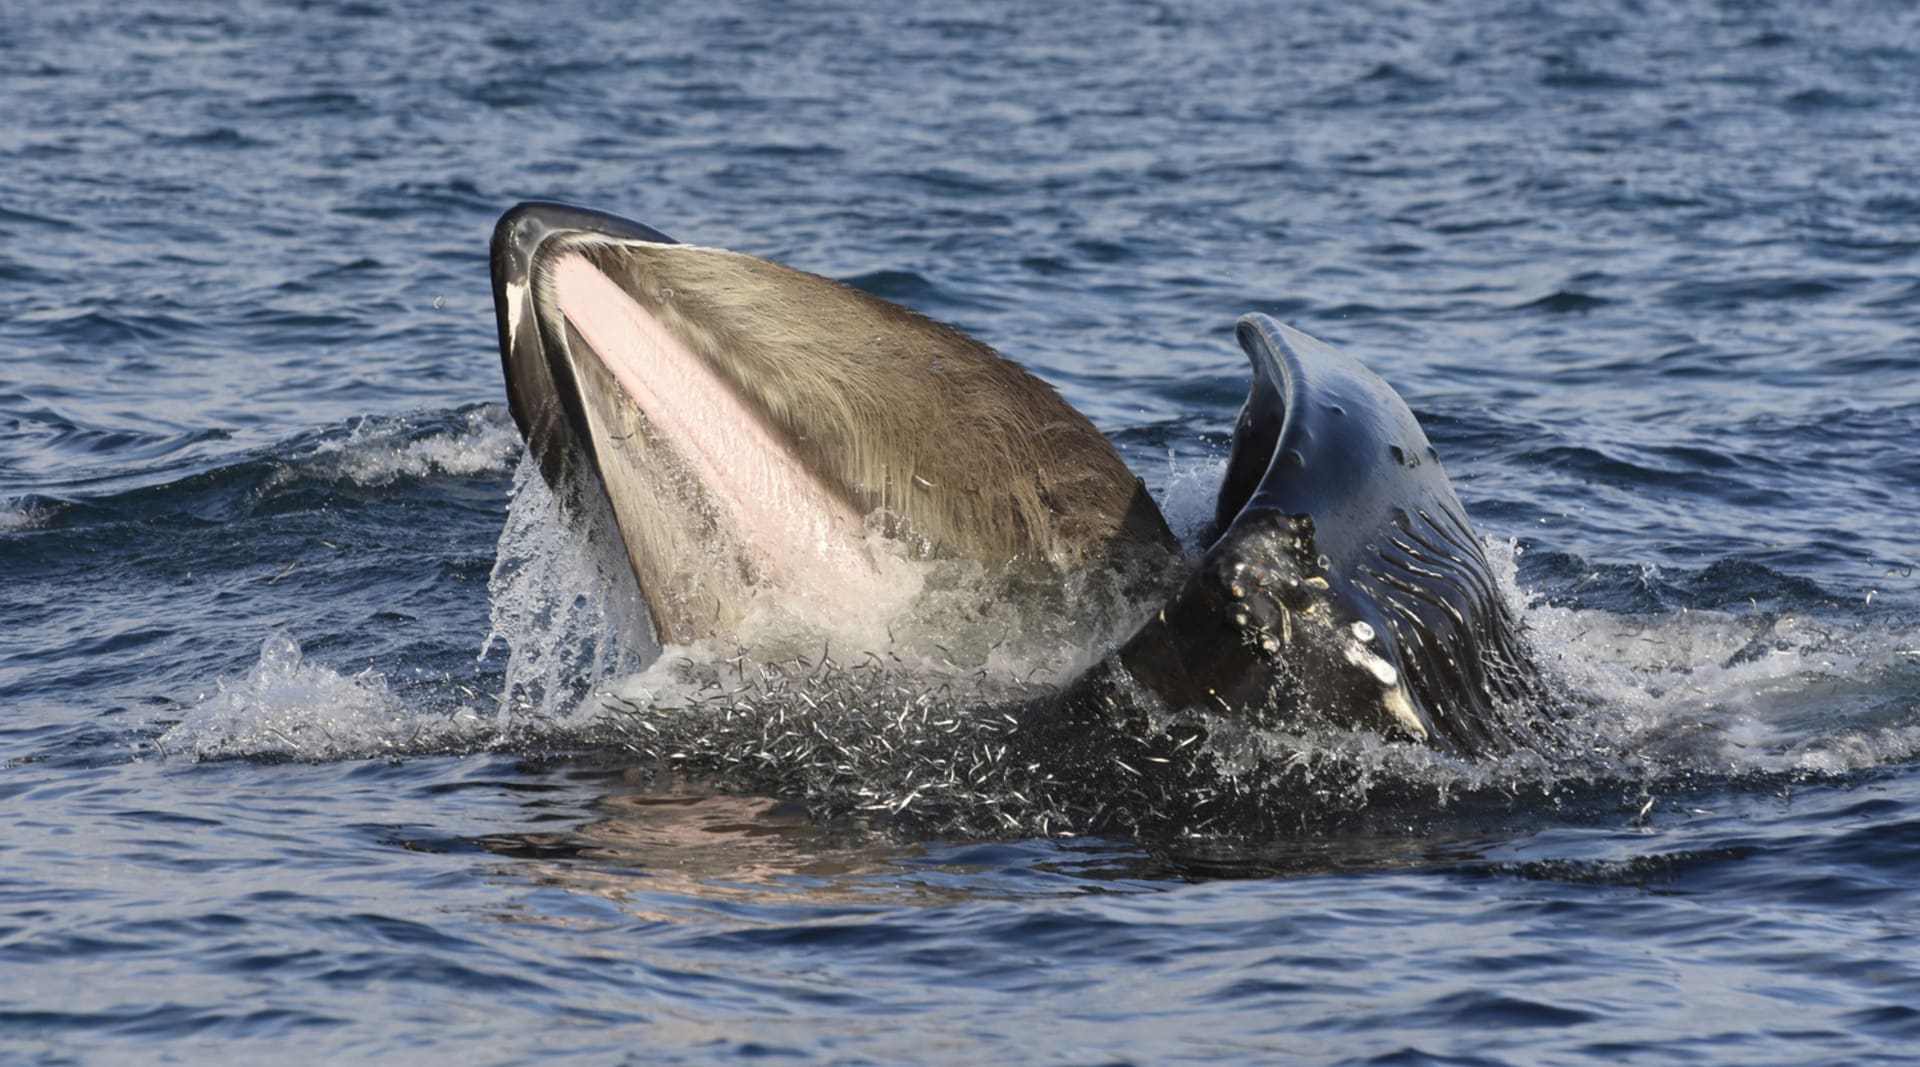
489, 202, 1175, 649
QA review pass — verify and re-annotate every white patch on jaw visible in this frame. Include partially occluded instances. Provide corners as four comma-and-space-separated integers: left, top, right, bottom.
549, 251, 901, 624
504, 277, 530, 348
1344, 632, 1425, 739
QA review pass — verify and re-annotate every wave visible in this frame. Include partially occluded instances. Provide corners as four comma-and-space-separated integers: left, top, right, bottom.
0, 497, 50, 533
261, 406, 521, 490
4, 405, 521, 529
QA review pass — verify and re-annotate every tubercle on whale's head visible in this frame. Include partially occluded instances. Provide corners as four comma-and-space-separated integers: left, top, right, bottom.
488, 201, 1177, 646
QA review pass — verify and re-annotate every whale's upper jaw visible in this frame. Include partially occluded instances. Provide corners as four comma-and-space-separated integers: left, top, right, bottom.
490, 202, 677, 488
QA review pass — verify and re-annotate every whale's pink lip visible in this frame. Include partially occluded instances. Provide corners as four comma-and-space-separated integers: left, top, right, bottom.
548, 249, 891, 619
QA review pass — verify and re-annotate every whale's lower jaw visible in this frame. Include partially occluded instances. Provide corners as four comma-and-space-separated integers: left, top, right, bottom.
488, 202, 1177, 647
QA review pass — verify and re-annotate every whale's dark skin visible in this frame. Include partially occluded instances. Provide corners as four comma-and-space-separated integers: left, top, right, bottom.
1037, 318, 1549, 763
489, 201, 1549, 763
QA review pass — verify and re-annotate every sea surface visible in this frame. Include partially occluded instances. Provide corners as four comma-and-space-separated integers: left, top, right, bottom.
5, 0, 1920, 1063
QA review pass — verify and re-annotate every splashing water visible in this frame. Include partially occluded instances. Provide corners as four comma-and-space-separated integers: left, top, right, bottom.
482, 452, 655, 728
1523, 598, 1920, 779
160, 632, 487, 761
268, 407, 522, 489
462, 452, 1920, 838
157, 447, 1920, 832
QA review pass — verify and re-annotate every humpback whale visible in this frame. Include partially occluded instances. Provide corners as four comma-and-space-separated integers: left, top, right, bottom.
490, 202, 1547, 766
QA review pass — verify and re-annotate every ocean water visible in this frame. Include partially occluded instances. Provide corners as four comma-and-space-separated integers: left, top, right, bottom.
4, 0, 1920, 1063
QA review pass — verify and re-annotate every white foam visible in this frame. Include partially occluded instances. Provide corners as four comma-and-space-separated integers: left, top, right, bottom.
1496, 537, 1920, 780
0, 498, 47, 532
159, 632, 487, 761
272, 407, 521, 488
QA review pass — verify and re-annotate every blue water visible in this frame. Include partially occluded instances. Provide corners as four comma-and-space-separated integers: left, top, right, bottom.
5, 0, 1920, 1062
